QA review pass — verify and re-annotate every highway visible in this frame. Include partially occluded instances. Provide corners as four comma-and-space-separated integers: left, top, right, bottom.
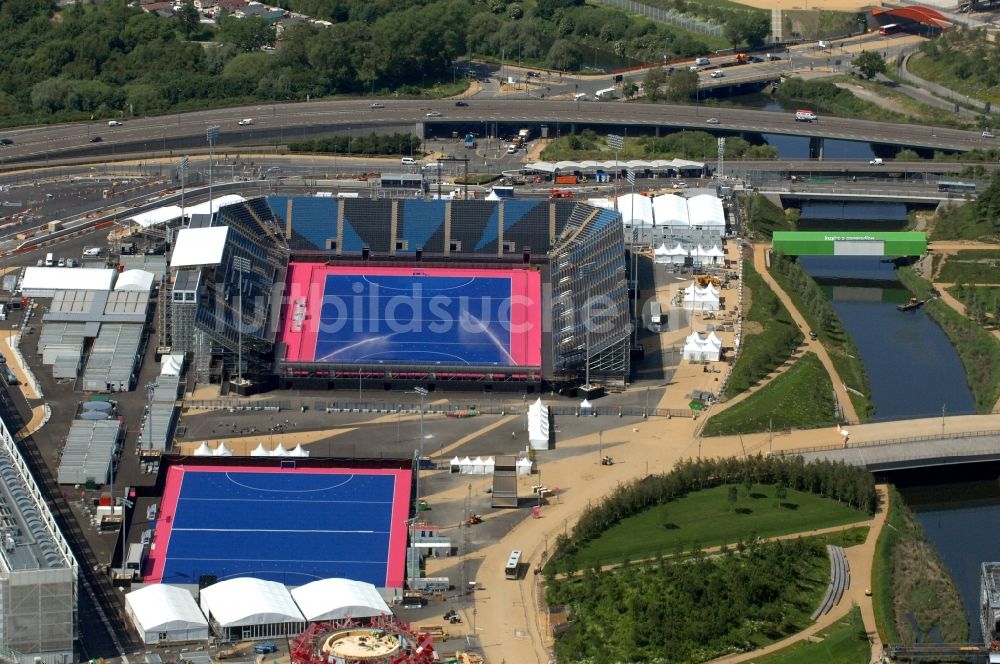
0, 97, 994, 170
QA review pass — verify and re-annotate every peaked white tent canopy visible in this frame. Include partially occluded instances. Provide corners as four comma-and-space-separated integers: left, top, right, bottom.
289, 444, 310, 457
125, 584, 208, 644
682, 283, 721, 312
160, 354, 185, 377
199, 578, 305, 639
213, 442, 233, 457
516, 456, 534, 475
193, 441, 212, 456
694, 245, 725, 265
470, 456, 486, 475
250, 442, 270, 457
528, 398, 550, 451
458, 456, 474, 474
485, 190, 501, 201
682, 331, 723, 362
271, 444, 290, 457
290, 578, 391, 622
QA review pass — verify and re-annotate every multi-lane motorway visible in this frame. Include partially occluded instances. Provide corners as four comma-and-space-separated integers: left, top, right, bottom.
1, 96, 994, 170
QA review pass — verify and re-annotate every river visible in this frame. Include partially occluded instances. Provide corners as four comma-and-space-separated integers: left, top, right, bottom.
799, 256, 976, 421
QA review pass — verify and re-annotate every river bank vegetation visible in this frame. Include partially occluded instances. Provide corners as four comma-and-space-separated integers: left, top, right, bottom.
539, 130, 777, 162
930, 171, 1000, 241
908, 28, 1000, 106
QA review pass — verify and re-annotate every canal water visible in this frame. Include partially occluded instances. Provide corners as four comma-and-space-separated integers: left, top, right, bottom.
798, 256, 976, 421
896, 472, 1000, 643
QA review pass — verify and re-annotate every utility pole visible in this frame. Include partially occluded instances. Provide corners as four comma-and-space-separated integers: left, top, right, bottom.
412, 387, 429, 509
206, 125, 219, 215
178, 155, 189, 225
232, 256, 251, 386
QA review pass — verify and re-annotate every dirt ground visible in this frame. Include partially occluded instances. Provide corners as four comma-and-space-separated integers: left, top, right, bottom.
731, 0, 878, 11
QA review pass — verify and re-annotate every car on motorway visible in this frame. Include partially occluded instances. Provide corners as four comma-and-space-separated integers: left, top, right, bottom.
710, 70, 725, 78
454, 101, 468, 107
108, 120, 123, 127
253, 641, 277, 655
506, 144, 518, 154
0, 138, 12, 146
695, 57, 711, 66
83, 247, 102, 257
370, 102, 384, 109
426, 111, 442, 117
870, 158, 884, 165
237, 118, 253, 126
89, 136, 102, 143
984, 131, 995, 139
748, 55, 764, 63
706, 117, 720, 124
663, 66, 675, 74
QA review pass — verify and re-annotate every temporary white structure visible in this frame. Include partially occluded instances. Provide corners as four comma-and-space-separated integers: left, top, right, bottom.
695, 245, 726, 265
213, 442, 233, 457
470, 456, 486, 475
682, 331, 723, 362
115, 269, 155, 292
580, 399, 593, 415
617, 193, 655, 227
484, 456, 496, 475
652, 193, 689, 227
516, 457, 533, 475
528, 398, 550, 451
271, 444, 290, 457
193, 441, 212, 457
687, 194, 726, 229
250, 442, 270, 457
289, 444, 310, 457
449, 456, 462, 473
459, 456, 473, 474
199, 577, 305, 641
21, 267, 116, 298
653, 244, 671, 264
290, 578, 391, 622
160, 354, 185, 376
665, 243, 688, 264
682, 283, 720, 312
125, 584, 208, 645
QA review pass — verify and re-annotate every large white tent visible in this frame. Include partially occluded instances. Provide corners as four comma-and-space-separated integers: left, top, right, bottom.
687, 194, 726, 229
617, 193, 654, 227
21, 267, 116, 298
652, 194, 689, 227
528, 398, 550, 451
199, 577, 305, 641
290, 578, 391, 622
125, 584, 209, 645
115, 269, 155, 292
682, 331, 723, 362
682, 283, 721, 312
128, 205, 183, 230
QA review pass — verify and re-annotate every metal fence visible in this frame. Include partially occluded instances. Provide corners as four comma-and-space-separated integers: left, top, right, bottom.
183, 398, 693, 419
776, 427, 1000, 457
594, 0, 723, 38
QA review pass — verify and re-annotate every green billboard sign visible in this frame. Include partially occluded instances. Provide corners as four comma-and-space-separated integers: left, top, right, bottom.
771, 231, 926, 257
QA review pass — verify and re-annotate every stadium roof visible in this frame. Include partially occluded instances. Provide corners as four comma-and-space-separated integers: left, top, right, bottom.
199, 577, 304, 627
22, 267, 116, 293
128, 206, 183, 229
290, 578, 392, 622
171, 226, 229, 268
126, 585, 207, 633
526, 158, 704, 173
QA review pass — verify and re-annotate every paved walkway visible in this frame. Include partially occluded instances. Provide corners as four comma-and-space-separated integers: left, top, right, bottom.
752, 243, 859, 423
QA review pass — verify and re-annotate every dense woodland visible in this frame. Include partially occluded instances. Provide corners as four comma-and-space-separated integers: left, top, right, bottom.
548, 455, 877, 568
0, 0, 727, 125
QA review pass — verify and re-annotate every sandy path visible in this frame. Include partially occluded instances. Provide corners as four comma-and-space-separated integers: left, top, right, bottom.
15, 405, 48, 441
752, 243, 859, 423
0, 333, 40, 400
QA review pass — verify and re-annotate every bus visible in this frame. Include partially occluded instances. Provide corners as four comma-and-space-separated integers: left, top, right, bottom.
938, 181, 977, 193
505, 550, 522, 580
878, 23, 899, 35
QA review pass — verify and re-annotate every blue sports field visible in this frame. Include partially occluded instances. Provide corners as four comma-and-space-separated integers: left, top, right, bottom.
154, 468, 406, 586
314, 273, 514, 366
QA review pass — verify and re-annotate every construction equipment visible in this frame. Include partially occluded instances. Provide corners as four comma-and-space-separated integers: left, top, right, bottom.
697, 275, 720, 288
466, 513, 482, 525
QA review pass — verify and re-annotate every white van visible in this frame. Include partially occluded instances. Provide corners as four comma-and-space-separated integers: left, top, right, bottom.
83, 247, 102, 257
401, 157, 417, 166
695, 57, 711, 66
45, 252, 54, 266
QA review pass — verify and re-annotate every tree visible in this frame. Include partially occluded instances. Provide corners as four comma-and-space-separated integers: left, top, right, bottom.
643, 66, 666, 101
727, 485, 739, 511
218, 15, 275, 52
622, 76, 638, 99
724, 12, 770, 50
546, 39, 580, 71
664, 69, 697, 102
742, 474, 753, 497
852, 51, 887, 80
177, 0, 200, 37
776, 482, 787, 505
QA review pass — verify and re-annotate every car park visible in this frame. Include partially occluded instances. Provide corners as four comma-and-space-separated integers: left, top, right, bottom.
706, 117, 720, 124
426, 111, 442, 117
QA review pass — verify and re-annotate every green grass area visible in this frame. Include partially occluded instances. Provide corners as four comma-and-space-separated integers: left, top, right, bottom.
562, 482, 865, 571
846, 75, 980, 130
704, 352, 837, 436
783, 9, 865, 40
930, 172, 1000, 241
938, 250, 1000, 284
898, 267, 1000, 412
723, 259, 803, 398
908, 49, 1000, 106
871, 486, 967, 645
745, 193, 795, 239
768, 260, 874, 421
947, 284, 1000, 318
775, 77, 910, 125
748, 607, 869, 664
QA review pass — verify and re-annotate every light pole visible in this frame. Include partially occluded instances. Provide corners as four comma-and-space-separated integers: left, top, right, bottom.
178, 156, 189, 224
412, 387, 428, 509
206, 125, 219, 214
233, 256, 251, 386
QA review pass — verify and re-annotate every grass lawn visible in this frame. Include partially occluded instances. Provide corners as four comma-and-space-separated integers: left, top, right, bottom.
563, 483, 866, 571
723, 259, 803, 398
748, 607, 869, 664
703, 352, 836, 436
938, 250, 1000, 284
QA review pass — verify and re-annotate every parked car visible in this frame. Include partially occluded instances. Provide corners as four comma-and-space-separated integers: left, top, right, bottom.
253, 641, 277, 654
108, 120, 123, 127
706, 117, 720, 124
89, 136, 103, 143
454, 101, 468, 107
426, 111, 442, 117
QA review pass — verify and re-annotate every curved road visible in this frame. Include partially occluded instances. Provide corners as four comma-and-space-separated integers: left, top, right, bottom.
0, 97, 992, 168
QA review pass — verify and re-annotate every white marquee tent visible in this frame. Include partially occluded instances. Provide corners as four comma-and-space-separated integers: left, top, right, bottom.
682, 331, 723, 362
125, 584, 208, 645
682, 283, 721, 312
528, 398, 550, 451
687, 194, 726, 229
694, 245, 726, 265
250, 442, 270, 457
290, 444, 310, 457
199, 577, 305, 641
516, 457, 534, 475
617, 193, 654, 227
115, 269, 155, 292
213, 442, 233, 457
290, 578, 391, 622
193, 441, 212, 456
652, 193, 689, 227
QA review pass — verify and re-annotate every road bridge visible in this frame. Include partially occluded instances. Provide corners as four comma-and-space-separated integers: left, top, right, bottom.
0, 99, 989, 170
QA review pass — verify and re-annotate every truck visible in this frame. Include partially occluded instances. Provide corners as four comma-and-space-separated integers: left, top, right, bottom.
650, 301, 663, 326
554, 175, 578, 185
517, 128, 531, 142
463, 133, 476, 149
795, 109, 818, 122
734, 53, 748, 64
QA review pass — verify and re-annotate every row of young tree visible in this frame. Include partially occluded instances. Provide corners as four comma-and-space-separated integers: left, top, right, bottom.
547, 537, 827, 663
952, 283, 1000, 326
287, 133, 421, 155
549, 455, 877, 567
770, 251, 845, 337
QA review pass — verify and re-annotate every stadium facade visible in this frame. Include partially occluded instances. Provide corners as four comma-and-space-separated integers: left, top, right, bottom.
165, 196, 631, 391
